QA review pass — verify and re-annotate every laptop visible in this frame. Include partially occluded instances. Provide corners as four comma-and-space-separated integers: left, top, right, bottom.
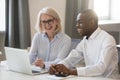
5, 47, 48, 75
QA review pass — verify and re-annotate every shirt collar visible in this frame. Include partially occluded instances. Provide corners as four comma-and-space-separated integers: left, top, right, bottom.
88, 27, 101, 40
42, 32, 62, 39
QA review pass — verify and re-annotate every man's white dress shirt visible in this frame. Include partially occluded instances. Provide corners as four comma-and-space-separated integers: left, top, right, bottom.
29, 32, 71, 69
59, 27, 119, 78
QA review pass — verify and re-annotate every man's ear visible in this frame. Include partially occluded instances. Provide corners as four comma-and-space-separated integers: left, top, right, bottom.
90, 19, 94, 24
89, 19, 95, 26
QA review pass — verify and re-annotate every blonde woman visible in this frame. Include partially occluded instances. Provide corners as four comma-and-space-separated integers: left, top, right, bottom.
29, 7, 71, 69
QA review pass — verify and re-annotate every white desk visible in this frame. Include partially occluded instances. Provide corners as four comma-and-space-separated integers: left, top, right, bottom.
0, 61, 118, 80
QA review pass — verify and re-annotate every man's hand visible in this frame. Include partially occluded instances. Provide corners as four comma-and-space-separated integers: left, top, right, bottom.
49, 64, 78, 75
54, 64, 70, 75
49, 64, 70, 75
49, 64, 57, 74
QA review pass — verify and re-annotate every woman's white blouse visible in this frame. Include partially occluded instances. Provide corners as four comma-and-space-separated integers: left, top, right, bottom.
59, 27, 119, 78
29, 32, 71, 69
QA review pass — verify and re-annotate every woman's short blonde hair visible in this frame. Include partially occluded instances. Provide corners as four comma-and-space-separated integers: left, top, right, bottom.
35, 7, 62, 33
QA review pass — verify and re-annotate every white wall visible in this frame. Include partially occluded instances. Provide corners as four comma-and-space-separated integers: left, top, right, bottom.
0, 0, 5, 31
28, 0, 66, 39
99, 22, 120, 44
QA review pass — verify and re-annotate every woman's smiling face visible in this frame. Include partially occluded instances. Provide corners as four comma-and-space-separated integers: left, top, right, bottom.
40, 14, 58, 34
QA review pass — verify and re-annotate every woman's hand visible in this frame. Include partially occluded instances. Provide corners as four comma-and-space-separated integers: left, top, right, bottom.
34, 58, 45, 68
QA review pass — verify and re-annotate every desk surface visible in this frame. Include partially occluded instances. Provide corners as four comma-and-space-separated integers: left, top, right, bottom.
0, 61, 119, 80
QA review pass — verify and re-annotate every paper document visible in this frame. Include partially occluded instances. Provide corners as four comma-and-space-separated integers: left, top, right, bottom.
46, 75, 76, 80
31, 65, 48, 74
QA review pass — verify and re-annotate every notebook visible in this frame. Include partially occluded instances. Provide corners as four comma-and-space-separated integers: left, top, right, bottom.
5, 47, 48, 75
